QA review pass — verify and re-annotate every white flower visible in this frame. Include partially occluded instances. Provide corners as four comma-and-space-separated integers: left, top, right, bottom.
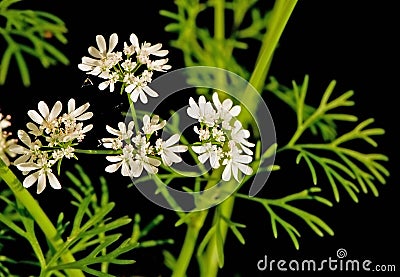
132, 153, 161, 177
127, 82, 159, 104
16, 158, 61, 194
192, 142, 221, 169
27, 101, 62, 134
64, 98, 93, 122
147, 58, 171, 72
142, 115, 166, 135
222, 141, 253, 182
98, 71, 120, 92
155, 134, 188, 166
187, 96, 216, 126
102, 121, 135, 149
230, 120, 255, 155
128, 33, 169, 63
78, 33, 119, 75
107, 121, 135, 140
212, 92, 241, 128
8, 130, 42, 165
105, 144, 136, 177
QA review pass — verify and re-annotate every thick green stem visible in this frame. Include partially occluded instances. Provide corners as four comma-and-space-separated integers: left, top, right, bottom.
0, 158, 85, 277
200, 195, 235, 277
197, 1, 299, 277
171, 168, 222, 277
171, 210, 208, 277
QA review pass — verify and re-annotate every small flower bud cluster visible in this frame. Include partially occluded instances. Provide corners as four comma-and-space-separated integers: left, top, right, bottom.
187, 92, 255, 182
78, 33, 171, 104
9, 99, 93, 194
101, 114, 187, 177
0, 113, 18, 166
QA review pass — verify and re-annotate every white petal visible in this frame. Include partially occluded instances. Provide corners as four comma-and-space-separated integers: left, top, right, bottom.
139, 91, 148, 104
17, 130, 31, 146
49, 101, 62, 121
191, 145, 204, 154
121, 163, 131, 176
37, 173, 46, 194
164, 134, 180, 147
236, 154, 253, 164
130, 90, 140, 102
106, 125, 120, 136
47, 172, 61, 189
209, 152, 220, 169
88, 46, 102, 59
109, 33, 119, 52
230, 106, 241, 116
68, 98, 76, 114
168, 145, 188, 153
198, 153, 209, 164
38, 101, 49, 118
222, 163, 231, 181
27, 110, 43, 125
76, 112, 93, 121
105, 163, 120, 173
232, 163, 239, 181
106, 156, 122, 162
236, 163, 253, 176
82, 124, 93, 133
17, 162, 40, 171
143, 86, 159, 97
130, 33, 139, 48
23, 172, 39, 188
96, 35, 107, 54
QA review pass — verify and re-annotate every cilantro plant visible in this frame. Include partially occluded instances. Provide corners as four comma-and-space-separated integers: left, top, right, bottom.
0, 0, 391, 276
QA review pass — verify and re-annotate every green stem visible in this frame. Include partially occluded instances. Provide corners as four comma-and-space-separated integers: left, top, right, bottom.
198, 1, 298, 277
171, 168, 222, 277
238, 0, 298, 128
200, 195, 235, 277
171, 210, 208, 277
0, 158, 85, 277
74, 149, 121, 155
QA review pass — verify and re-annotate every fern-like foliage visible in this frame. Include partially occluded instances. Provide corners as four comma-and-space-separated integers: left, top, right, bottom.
0, 229, 17, 277
160, 0, 269, 79
269, 75, 389, 202
237, 187, 334, 250
0, 0, 69, 87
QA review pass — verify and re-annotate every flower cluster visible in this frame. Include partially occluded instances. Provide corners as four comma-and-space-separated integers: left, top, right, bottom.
10, 99, 93, 193
101, 115, 187, 177
0, 113, 18, 166
187, 92, 255, 182
78, 33, 171, 104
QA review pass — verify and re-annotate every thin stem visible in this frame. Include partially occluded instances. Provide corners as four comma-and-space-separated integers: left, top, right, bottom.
0, 158, 85, 277
74, 149, 121, 155
127, 93, 139, 134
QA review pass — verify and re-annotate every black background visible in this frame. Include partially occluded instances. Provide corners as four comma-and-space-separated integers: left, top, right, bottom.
1, 0, 399, 276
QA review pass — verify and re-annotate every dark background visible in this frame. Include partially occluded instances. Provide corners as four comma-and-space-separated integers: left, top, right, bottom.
1, 0, 398, 276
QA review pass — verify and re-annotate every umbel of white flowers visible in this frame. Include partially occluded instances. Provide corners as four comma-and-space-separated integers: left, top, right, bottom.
8, 99, 93, 194
78, 32, 171, 104
188, 92, 254, 182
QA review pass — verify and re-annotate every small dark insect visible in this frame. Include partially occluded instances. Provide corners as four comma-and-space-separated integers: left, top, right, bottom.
81, 77, 94, 88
